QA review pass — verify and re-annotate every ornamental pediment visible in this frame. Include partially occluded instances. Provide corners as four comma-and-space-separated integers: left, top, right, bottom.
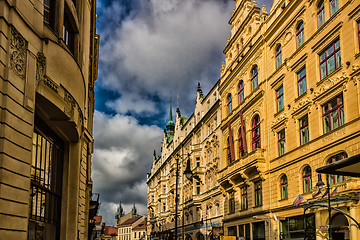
271, 112, 288, 131
292, 96, 312, 116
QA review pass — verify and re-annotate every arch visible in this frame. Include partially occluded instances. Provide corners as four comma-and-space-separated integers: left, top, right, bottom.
280, 174, 288, 199
196, 232, 205, 240
302, 165, 312, 193
296, 21, 304, 48
331, 213, 350, 240
185, 234, 192, 240
326, 152, 348, 185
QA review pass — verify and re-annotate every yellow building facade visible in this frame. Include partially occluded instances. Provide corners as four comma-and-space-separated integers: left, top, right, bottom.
147, 84, 223, 240
218, 0, 360, 240
0, 0, 99, 239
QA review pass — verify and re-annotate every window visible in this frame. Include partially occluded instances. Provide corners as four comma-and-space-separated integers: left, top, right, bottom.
317, 1, 325, 28
162, 202, 166, 212
216, 204, 220, 216
238, 127, 246, 157
276, 86, 284, 112
227, 94, 232, 115
278, 129, 286, 156
297, 68, 307, 96
280, 175, 288, 199
251, 66, 258, 90
44, 0, 55, 29
239, 224, 250, 240
29, 123, 64, 240
252, 115, 261, 150
276, 45, 282, 69
330, 0, 338, 16
253, 221, 265, 240
303, 166, 312, 193
254, 180, 262, 206
63, 12, 76, 54
296, 22, 304, 48
208, 206, 212, 218
196, 182, 201, 195
280, 214, 315, 240
327, 153, 348, 185
227, 137, 232, 164
238, 81, 244, 104
299, 115, 309, 145
229, 192, 235, 213
241, 186, 248, 210
320, 39, 341, 79
196, 157, 200, 167
163, 185, 166, 194
322, 94, 344, 133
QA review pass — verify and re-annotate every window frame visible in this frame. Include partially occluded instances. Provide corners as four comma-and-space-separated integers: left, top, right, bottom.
227, 137, 232, 165
252, 115, 261, 150
229, 192, 235, 214
238, 127, 246, 157
322, 94, 344, 133
276, 86, 284, 112
251, 66, 258, 90
299, 115, 309, 145
329, 0, 338, 16
280, 175, 288, 200
297, 68, 307, 96
319, 39, 341, 79
302, 166, 312, 193
278, 129, 286, 156
296, 22, 304, 48
227, 94, 232, 115
327, 153, 348, 185
317, 0, 325, 28
254, 180, 262, 206
238, 81, 244, 104
275, 45, 282, 69
241, 186, 248, 210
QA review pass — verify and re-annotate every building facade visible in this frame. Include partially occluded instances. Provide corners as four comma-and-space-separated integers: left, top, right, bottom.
218, 0, 360, 240
147, 83, 223, 240
0, 0, 99, 239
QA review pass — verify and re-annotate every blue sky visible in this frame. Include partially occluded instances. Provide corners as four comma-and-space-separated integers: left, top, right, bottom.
93, 0, 273, 226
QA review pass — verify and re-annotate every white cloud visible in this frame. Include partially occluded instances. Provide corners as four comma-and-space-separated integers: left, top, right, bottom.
92, 111, 163, 225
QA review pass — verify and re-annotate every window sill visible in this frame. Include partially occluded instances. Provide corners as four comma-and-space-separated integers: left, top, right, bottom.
278, 198, 288, 202
316, 65, 343, 87
294, 92, 307, 103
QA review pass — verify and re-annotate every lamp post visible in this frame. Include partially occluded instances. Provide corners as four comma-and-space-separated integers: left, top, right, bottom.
315, 173, 332, 240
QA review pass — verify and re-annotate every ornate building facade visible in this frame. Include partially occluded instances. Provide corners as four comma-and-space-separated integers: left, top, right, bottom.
218, 0, 360, 239
147, 83, 223, 240
0, 0, 99, 239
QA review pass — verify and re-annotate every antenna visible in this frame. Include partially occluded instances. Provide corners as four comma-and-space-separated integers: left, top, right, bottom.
177, 94, 179, 108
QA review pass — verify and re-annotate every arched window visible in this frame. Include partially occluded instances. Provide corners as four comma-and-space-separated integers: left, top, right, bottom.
252, 115, 261, 150
227, 94, 232, 115
251, 66, 258, 90
330, 0, 338, 16
317, 1, 325, 28
296, 22, 304, 48
280, 175, 288, 199
238, 81, 244, 104
302, 166, 312, 193
327, 153, 348, 184
276, 45, 282, 69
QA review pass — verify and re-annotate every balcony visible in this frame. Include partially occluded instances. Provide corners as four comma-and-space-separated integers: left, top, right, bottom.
218, 148, 266, 189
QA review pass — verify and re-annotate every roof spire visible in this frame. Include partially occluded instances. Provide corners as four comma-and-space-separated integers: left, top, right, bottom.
169, 96, 173, 122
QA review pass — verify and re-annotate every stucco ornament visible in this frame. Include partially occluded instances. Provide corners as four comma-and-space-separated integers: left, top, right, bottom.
313, 71, 347, 97
10, 26, 27, 79
36, 53, 46, 84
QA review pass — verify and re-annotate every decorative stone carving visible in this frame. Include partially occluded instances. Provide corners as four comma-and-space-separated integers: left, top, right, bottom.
44, 76, 59, 93
10, 26, 27, 79
313, 71, 348, 98
271, 112, 288, 130
292, 96, 312, 114
36, 53, 46, 84
64, 90, 76, 109
322, 128, 346, 143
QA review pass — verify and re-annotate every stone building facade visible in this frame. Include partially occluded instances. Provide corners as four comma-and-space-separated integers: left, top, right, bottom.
147, 83, 223, 240
0, 0, 99, 239
218, 0, 360, 239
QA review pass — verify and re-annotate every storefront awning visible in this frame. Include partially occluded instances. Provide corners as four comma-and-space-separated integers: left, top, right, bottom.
316, 153, 360, 177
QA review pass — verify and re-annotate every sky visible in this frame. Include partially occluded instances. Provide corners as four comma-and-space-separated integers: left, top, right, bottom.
93, 0, 273, 226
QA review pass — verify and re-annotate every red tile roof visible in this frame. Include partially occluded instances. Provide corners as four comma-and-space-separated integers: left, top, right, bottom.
118, 217, 142, 226
104, 226, 117, 236
133, 219, 146, 230
94, 216, 102, 223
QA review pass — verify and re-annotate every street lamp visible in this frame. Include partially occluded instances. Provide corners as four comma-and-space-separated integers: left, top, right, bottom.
316, 173, 332, 240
